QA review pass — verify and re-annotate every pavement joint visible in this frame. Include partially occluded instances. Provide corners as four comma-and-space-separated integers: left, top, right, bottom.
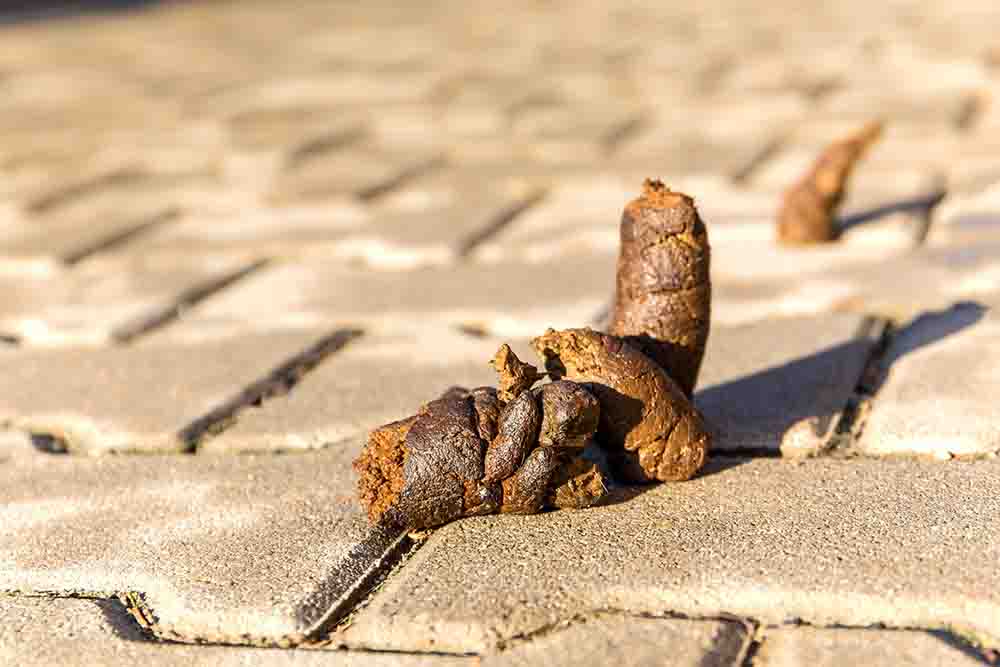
178, 327, 363, 452
110, 258, 273, 344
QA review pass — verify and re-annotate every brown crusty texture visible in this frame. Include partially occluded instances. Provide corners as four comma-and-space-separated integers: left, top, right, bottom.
354, 349, 609, 530
491, 343, 541, 402
536, 380, 600, 449
532, 327, 709, 484
483, 390, 542, 483
609, 179, 711, 398
776, 119, 884, 245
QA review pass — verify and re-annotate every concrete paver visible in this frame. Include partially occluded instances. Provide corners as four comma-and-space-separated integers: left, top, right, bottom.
482, 614, 747, 665
340, 458, 1000, 653
755, 626, 987, 667
0, 329, 344, 453
0, 444, 407, 644
154, 257, 614, 341
0, 256, 247, 346
0, 596, 470, 666
695, 314, 875, 456
857, 303, 1000, 459
3, 0, 1000, 662
204, 330, 524, 453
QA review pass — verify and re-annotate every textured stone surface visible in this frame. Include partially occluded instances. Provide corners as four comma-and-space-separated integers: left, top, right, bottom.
341, 458, 1000, 653
0, 444, 406, 643
755, 627, 987, 667
2, 0, 1000, 661
482, 615, 747, 665
0, 330, 334, 453
155, 258, 613, 341
204, 331, 529, 453
0, 256, 246, 345
695, 314, 875, 456
857, 303, 1000, 458
0, 596, 471, 666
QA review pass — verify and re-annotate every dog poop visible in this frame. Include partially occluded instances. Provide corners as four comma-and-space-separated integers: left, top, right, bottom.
609, 179, 711, 397
354, 347, 609, 530
532, 327, 710, 484
777, 119, 884, 245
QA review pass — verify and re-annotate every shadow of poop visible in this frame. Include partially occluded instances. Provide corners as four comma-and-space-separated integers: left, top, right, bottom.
693, 301, 985, 460
600, 301, 986, 508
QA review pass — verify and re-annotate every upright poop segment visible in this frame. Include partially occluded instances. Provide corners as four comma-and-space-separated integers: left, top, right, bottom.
355, 180, 714, 530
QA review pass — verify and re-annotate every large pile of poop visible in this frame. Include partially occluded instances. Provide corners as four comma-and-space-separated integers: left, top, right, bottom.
354, 180, 713, 530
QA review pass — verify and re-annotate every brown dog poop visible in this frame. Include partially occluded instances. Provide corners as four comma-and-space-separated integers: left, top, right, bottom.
609, 179, 710, 397
354, 346, 610, 530
777, 119, 884, 245
532, 327, 709, 484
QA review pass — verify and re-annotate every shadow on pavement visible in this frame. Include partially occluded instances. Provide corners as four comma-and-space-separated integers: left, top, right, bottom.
606, 301, 986, 507
0, 0, 163, 25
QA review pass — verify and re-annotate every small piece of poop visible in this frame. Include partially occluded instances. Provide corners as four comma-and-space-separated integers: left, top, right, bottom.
609, 179, 711, 397
354, 348, 610, 530
776, 119, 884, 245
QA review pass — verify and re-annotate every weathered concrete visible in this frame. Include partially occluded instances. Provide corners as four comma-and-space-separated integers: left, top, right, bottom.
341, 458, 1000, 653
695, 314, 875, 456
0, 444, 406, 644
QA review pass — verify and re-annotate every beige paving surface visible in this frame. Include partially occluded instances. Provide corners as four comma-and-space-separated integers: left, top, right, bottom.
3, 0, 1000, 664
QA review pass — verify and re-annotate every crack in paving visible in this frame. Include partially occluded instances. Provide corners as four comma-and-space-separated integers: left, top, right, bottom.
177, 327, 363, 452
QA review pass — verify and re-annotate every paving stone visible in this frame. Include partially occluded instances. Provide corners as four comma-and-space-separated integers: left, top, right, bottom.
204, 330, 530, 453
856, 303, 1000, 459
482, 614, 747, 666
711, 227, 919, 326
755, 626, 987, 667
0, 329, 336, 454
0, 255, 247, 346
0, 596, 470, 666
340, 458, 1000, 653
155, 256, 614, 341
0, 444, 409, 644
0, 431, 35, 463
267, 143, 443, 205
474, 172, 778, 262
695, 314, 874, 457
130, 169, 544, 269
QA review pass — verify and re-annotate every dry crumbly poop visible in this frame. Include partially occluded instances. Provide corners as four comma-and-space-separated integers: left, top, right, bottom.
354, 355, 611, 530
610, 179, 711, 398
532, 327, 710, 484
776, 119, 884, 245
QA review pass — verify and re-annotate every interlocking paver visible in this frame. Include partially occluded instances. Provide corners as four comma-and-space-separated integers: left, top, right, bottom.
3, 0, 1000, 663
340, 458, 1000, 653
0, 256, 248, 345
755, 627, 986, 667
481, 614, 747, 666
204, 331, 524, 453
155, 256, 614, 341
0, 329, 342, 453
695, 314, 875, 456
0, 597, 474, 666
0, 444, 407, 644
857, 303, 1000, 459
